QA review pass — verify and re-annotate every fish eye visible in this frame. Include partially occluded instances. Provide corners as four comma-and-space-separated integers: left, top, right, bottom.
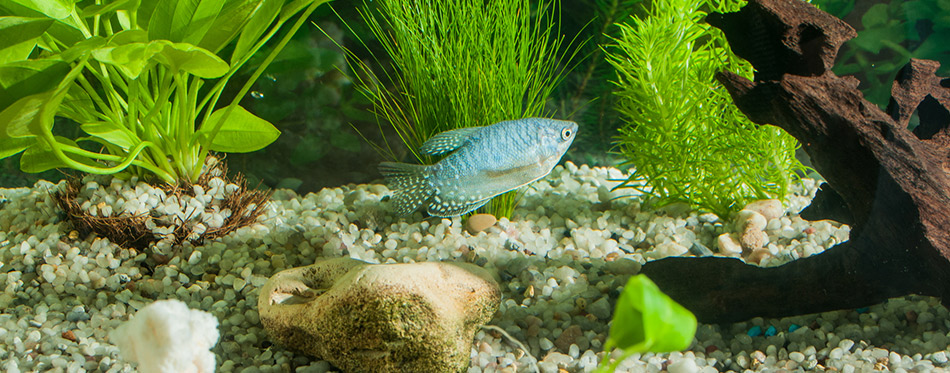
560, 128, 573, 140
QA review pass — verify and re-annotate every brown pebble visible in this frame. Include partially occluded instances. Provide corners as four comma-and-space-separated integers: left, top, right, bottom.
466, 214, 498, 234
906, 310, 918, 323
554, 325, 583, 352
605, 252, 620, 262
706, 345, 719, 354
62, 330, 77, 342
804, 226, 816, 234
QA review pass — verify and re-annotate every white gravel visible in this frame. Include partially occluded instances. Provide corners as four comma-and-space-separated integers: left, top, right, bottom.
0, 161, 947, 372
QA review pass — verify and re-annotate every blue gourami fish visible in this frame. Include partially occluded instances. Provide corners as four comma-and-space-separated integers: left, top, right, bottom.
379, 117, 578, 217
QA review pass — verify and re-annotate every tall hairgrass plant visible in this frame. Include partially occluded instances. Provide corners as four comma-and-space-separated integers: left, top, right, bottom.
339, 0, 572, 218
605, 0, 808, 218
0, 0, 330, 184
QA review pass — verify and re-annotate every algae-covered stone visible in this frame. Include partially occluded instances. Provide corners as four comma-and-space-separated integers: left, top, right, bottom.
258, 258, 501, 372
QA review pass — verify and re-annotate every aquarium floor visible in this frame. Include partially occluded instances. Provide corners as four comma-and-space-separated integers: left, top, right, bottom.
0, 162, 948, 372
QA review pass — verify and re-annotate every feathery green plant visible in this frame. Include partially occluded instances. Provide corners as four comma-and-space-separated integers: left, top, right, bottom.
605, 0, 807, 218
340, 0, 571, 218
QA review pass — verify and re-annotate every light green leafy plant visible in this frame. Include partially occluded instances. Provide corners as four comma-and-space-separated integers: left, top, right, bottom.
605, 0, 807, 218
596, 274, 697, 372
0, 0, 331, 184
338, 0, 573, 218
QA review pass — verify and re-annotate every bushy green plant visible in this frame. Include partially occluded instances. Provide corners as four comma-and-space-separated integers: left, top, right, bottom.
605, 0, 807, 218
0, 0, 330, 184
339, 0, 573, 218
595, 274, 697, 372
814, 0, 950, 108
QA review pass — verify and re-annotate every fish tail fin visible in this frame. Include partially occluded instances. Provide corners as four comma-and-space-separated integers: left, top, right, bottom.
378, 162, 433, 215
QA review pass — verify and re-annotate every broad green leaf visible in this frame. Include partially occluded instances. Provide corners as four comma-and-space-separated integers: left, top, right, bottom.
0, 38, 36, 64
197, 0, 260, 53
80, 0, 139, 17
1, 90, 54, 138
231, 0, 281, 64
180, 0, 227, 45
197, 104, 280, 152
607, 275, 696, 353
329, 130, 360, 152
0, 17, 53, 51
20, 136, 98, 173
109, 29, 149, 45
135, 0, 161, 31
278, 0, 316, 23
0, 60, 67, 113
93, 40, 228, 78
861, 4, 890, 29
81, 121, 141, 150
147, 0, 196, 41
6, 0, 74, 19
91, 41, 165, 78
0, 135, 34, 158
148, 0, 226, 43
155, 42, 229, 78
60, 36, 107, 61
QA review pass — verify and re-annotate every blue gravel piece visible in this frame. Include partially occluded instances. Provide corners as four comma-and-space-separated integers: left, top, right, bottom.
747, 325, 763, 337
764, 325, 777, 336
789, 324, 801, 332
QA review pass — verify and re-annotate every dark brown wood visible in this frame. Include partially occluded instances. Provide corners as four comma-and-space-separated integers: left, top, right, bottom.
640, 0, 950, 323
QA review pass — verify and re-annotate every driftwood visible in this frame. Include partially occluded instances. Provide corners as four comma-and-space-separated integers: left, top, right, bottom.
639, 0, 950, 323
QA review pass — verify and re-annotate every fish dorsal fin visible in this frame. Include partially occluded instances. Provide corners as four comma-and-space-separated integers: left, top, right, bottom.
419, 126, 482, 156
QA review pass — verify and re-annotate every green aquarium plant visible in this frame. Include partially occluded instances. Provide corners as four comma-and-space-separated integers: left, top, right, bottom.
605, 0, 807, 218
0, 0, 331, 184
813, 0, 950, 108
339, 0, 572, 218
596, 274, 697, 372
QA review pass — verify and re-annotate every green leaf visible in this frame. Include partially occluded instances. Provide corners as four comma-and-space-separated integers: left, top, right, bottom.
0, 38, 35, 64
148, 0, 227, 43
20, 136, 97, 173
196, 0, 260, 53
92, 40, 228, 78
5, 89, 68, 138
91, 41, 165, 78
198, 104, 280, 152
861, 4, 890, 29
80, 0, 140, 17
181, 0, 227, 45
0, 17, 53, 52
5, 0, 74, 19
60, 36, 107, 61
0, 134, 34, 158
155, 42, 229, 78
81, 121, 141, 150
0, 59, 68, 111
231, 0, 281, 64
607, 275, 697, 353
329, 130, 360, 152
0, 89, 54, 138
278, 0, 315, 23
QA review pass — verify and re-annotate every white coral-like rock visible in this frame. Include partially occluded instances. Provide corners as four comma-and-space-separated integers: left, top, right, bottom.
110, 299, 219, 373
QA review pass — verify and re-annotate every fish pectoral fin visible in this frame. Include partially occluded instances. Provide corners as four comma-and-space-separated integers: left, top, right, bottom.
419, 126, 483, 156
427, 197, 491, 218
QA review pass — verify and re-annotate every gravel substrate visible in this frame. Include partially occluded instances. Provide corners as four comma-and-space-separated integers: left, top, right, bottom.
1, 162, 948, 372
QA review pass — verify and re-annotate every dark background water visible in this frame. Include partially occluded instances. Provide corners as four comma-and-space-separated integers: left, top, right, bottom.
2, 0, 946, 193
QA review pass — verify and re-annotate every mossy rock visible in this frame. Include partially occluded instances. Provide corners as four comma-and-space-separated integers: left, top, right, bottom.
258, 258, 501, 372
